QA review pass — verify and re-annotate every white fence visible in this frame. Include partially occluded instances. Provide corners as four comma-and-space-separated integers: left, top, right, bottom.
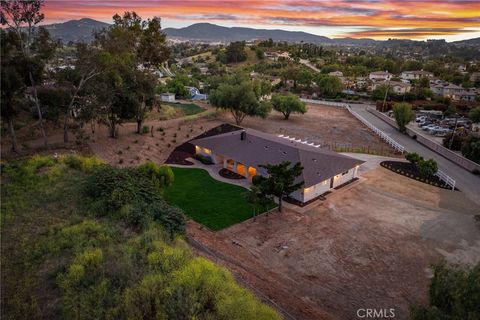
302, 99, 457, 190
435, 170, 456, 190
346, 106, 406, 154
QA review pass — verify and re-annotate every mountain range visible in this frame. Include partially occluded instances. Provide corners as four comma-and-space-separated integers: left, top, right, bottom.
40, 18, 479, 47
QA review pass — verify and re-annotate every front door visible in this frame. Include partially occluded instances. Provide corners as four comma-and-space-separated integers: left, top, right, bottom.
330, 177, 334, 188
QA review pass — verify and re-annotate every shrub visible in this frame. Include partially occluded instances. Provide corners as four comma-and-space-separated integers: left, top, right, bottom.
60, 155, 103, 173
142, 125, 150, 134
411, 263, 480, 320
405, 152, 423, 165
194, 154, 214, 165
417, 159, 438, 177
138, 162, 175, 191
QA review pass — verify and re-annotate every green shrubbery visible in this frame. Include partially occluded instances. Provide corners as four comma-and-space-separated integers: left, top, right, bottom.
83, 164, 185, 234
405, 152, 438, 177
1, 155, 280, 319
411, 263, 480, 320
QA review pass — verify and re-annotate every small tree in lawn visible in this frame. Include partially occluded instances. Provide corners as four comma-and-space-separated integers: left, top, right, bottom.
393, 102, 415, 133
271, 93, 307, 120
405, 152, 423, 166
258, 161, 304, 213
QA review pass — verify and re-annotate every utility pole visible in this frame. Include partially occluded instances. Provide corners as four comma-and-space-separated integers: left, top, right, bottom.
382, 78, 391, 111
448, 115, 458, 150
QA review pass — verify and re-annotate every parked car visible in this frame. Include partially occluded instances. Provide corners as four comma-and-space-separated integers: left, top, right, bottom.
422, 124, 437, 131
416, 116, 427, 123
426, 126, 442, 133
418, 121, 432, 127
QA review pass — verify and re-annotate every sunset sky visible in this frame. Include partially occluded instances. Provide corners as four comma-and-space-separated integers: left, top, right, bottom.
43, 0, 480, 41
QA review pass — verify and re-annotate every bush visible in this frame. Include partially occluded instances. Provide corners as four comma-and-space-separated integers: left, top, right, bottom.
411, 263, 480, 320
194, 154, 214, 165
138, 162, 175, 192
405, 152, 423, 165
417, 159, 438, 177
141, 125, 150, 134
60, 155, 103, 173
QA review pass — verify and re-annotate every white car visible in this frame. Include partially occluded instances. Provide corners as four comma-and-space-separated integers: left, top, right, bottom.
427, 126, 442, 133
416, 116, 427, 123
422, 124, 437, 131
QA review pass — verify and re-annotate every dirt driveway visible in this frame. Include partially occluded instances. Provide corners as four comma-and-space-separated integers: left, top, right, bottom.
188, 168, 480, 320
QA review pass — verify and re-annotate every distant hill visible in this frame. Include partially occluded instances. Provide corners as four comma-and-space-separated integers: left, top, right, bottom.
42, 18, 109, 43
163, 23, 336, 44
452, 37, 480, 46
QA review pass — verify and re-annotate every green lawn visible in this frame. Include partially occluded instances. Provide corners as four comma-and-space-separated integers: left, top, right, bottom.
164, 167, 275, 230
164, 102, 204, 115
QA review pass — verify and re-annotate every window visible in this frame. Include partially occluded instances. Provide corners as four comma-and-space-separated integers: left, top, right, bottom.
203, 148, 211, 154
342, 170, 349, 176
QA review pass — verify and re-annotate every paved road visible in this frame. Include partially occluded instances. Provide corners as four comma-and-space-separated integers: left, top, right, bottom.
349, 103, 480, 206
299, 59, 321, 73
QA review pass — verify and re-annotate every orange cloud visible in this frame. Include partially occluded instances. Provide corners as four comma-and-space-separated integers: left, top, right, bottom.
42, 0, 480, 40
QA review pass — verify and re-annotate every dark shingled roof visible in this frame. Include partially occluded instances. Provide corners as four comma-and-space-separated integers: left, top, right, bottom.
190, 128, 364, 187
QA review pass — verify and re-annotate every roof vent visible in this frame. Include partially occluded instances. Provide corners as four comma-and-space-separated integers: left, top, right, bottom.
240, 130, 246, 141
312, 158, 317, 162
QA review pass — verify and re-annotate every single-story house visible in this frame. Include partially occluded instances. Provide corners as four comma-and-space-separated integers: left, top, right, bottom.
190, 128, 364, 203
369, 71, 392, 81
400, 70, 434, 81
160, 92, 176, 102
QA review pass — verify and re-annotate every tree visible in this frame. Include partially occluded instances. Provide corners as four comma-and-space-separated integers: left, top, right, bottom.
0, 30, 25, 152
316, 74, 343, 98
392, 102, 415, 133
246, 186, 272, 218
55, 43, 102, 143
93, 12, 169, 136
258, 161, 304, 213
255, 47, 265, 60
461, 134, 480, 164
297, 69, 314, 89
209, 73, 271, 125
469, 107, 480, 123
225, 41, 247, 63
371, 84, 393, 101
411, 262, 480, 320
271, 93, 307, 120
1, 0, 58, 147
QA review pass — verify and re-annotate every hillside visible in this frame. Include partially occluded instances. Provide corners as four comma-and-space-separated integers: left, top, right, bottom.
42, 18, 109, 43
0, 155, 281, 319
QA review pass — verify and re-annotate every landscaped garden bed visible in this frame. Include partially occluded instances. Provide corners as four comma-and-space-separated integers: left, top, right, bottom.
164, 167, 275, 230
380, 161, 454, 189
219, 168, 245, 179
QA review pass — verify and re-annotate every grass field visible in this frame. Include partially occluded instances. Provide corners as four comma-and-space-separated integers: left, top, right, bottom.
164, 102, 204, 115
164, 167, 275, 230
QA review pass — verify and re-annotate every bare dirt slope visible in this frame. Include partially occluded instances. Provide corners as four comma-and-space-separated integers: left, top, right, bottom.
188, 168, 480, 320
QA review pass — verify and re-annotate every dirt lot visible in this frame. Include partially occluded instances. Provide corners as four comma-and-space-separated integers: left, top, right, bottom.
218, 103, 398, 156
188, 168, 480, 320
5, 102, 397, 165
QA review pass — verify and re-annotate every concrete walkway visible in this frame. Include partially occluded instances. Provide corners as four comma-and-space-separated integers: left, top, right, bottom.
348, 103, 480, 205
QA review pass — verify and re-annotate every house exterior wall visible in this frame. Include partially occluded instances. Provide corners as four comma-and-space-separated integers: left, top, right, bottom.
332, 167, 356, 188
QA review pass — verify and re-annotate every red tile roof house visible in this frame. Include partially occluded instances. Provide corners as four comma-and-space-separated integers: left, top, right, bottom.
190, 128, 364, 204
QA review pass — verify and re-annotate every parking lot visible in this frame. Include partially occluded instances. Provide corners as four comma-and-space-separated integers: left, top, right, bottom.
411, 110, 472, 139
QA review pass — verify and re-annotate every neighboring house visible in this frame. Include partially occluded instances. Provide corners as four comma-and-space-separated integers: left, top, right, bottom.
400, 70, 434, 81
190, 128, 364, 203
431, 83, 477, 101
369, 71, 392, 81
328, 71, 343, 77
186, 86, 208, 100
160, 92, 176, 102
372, 81, 411, 94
